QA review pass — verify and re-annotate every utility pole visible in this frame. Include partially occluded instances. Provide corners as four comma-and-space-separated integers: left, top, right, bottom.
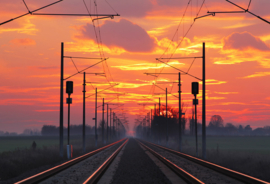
202, 42, 206, 159
154, 104, 156, 142
159, 97, 161, 144
179, 72, 182, 151
113, 112, 115, 138
95, 88, 97, 147
116, 117, 118, 138
110, 108, 112, 140
59, 42, 64, 157
150, 109, 152, 139
107, 104, 109, 144
102, 98, 105, 144
117, 118, 119, 138
82, 72, 86, 153
166, 88, 168, 147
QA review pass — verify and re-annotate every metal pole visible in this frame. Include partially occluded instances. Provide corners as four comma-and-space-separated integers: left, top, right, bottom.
159, 97, 161, 144
150, 109, 152, 139
68, 94, 70, 145
179, 72, 182, 151
166, 88, 168, 147
95, 88, 97, 147
102, 98, 104, 144
195, 95, 198, 157
202, 42, 206, 159
115, 116, 118, 139
107, 104, 108, 143
59, 42, 64, 157
154, 104, 156, 142
82, 72, 86, 153
110, 108, 112, 140
113, 112, 115, 138
116, 118, 119, 139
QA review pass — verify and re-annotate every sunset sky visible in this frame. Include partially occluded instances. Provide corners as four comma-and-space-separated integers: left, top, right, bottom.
0, 0, 270, 134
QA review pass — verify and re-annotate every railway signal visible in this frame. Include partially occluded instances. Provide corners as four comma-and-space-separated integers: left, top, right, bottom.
192, 82, 199, 157
66, 81, 73, 159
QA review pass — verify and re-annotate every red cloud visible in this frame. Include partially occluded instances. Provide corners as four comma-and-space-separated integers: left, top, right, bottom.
76, 19, 156, 53
223, 32, 270, 51
10, 38, 36, 46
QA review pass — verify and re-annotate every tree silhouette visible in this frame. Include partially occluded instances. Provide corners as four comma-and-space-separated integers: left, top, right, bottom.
209, 115, 224, 128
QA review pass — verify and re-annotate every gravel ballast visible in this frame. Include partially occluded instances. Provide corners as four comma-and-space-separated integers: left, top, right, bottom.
40, 141, 123, 184
145, 142, 244, 184
110, 138, 172, 184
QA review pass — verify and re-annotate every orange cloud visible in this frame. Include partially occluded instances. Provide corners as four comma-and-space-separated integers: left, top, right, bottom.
243, 72, 270, 78
10, 38, 36, 46
112, 61, 184, 70
0, 18, 38, 35
214, 92, 238, 95
199, 79, 227, 85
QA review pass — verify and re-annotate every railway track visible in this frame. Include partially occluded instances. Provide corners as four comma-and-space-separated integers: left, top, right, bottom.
14, 137, 270, 184
15, 138, 128, 184
138, 139, 270, 184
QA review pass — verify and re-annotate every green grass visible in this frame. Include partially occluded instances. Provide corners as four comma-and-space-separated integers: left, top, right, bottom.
180, 135, 270, 154
0, 135, 119, 182
0, 135, 97, 153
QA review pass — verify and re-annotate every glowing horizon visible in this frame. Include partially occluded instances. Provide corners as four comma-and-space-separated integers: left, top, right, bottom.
1, 0, 270, 133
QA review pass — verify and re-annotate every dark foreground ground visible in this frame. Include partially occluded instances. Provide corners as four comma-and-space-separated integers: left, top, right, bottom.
111, 138, 172, 184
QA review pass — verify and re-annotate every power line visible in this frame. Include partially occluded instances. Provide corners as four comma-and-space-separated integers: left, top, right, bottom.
0, 0, 63, 26
147, 0, 206, 98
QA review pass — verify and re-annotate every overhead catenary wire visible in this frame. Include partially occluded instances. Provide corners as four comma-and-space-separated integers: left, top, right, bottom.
64, 59, 107, 80
70, 58, 79, 73
105, 0, 118, 14
0, 0, 63, 26
22, 0, 31, 13
82, 0, 119, 94
138, 1, 208, 134
146, 0, 206, 101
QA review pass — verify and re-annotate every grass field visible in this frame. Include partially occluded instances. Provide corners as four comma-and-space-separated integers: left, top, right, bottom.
1, 135, 270, 153
0, 135, 97, 153
182, 135, 270, 154
152, 135, 270, 182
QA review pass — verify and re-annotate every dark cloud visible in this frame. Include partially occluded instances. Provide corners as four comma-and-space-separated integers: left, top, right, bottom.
77, 19, 156, 52
223, 32, 270, 51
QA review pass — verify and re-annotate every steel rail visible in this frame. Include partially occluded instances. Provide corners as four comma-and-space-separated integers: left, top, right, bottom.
83, 139, 129, 184
15, 138, 127, 184
141, 140, 270, 184
137, 140, 204, 184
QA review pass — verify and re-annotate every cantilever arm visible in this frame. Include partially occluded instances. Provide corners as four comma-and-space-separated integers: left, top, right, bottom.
157, 59, 202, 81
86, 83, 119, 98
194, 13, 215, 21
0, 0, 63, 26
154, 84, 179, 99
64, 58, 107, 80
226, 0, 270, 24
